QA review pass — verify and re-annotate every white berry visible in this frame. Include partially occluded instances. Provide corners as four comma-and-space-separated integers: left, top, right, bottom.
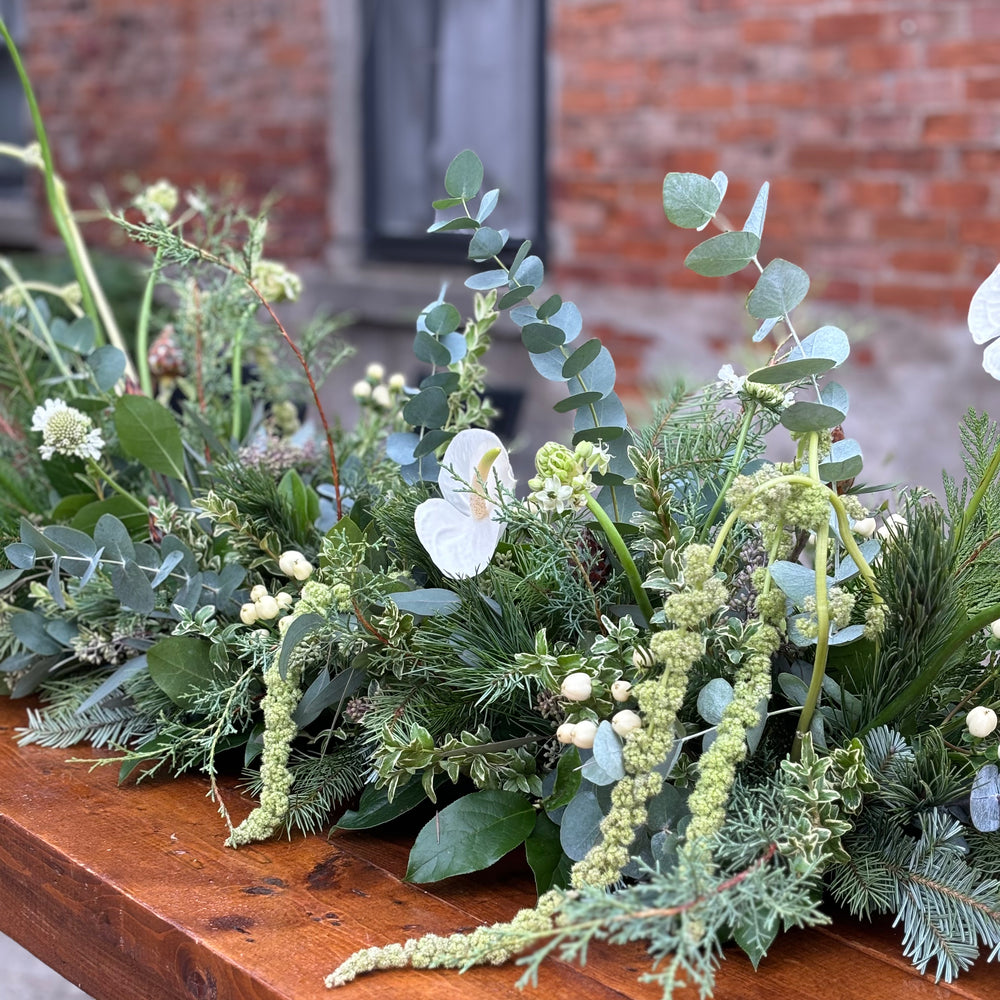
572, 719, 597, 749
967, 706, 998, 739
250, 584, 268, 602
555, 722, 577, 744
560, 671, 593, 702
255, 594, 280, 621
611, 709, 642, 737
239, 602, 259, 625
611, 680, 633, 702
278, 550, 305, 577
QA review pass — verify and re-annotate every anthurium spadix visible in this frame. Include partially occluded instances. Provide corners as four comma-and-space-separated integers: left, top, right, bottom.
414, 428, 515, 578
968, 262, 1000, 379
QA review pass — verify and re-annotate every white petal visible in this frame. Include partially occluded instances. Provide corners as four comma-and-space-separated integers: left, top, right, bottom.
969, 263, 1000, 345
414, 496, 503, 579
438, 428, 507, 515
983, 337, 1000, 381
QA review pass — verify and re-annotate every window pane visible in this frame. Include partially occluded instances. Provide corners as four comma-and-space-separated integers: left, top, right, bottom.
364, 0, 544, 253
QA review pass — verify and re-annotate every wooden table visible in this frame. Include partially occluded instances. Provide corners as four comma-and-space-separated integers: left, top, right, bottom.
0, 696, 994, 1000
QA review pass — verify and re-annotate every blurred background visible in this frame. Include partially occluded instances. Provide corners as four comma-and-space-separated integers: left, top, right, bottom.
1, 0, 1000, 988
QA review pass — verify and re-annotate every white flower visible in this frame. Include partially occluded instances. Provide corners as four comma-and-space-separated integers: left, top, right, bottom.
388, 373, 406, 391
969, 262, 1000, 379
352, 380, 372, 401
31, 398, 105, 461
717, 364, 746, 396
134, 179, 178, 225
413, 428, 515, 579
967, 705, 998, 739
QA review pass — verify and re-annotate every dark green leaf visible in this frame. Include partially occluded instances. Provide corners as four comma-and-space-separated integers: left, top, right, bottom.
431, 196, 465, 209
747, 258, 810, 319
278, 469, 319, 539
146, 636, 217, 709
444, 149, 484, 199
389, 589, 462, 616
553, 391, 604, 413
496, 284, 534, 310
413, 329, 453, 367
819, 438, 863, 482
335, 779, 430, 832
780, 401, 846, 433
77, 656, 148, 713
525, 812, 572, 894
405, 789, 535, 883
412, 429, 454, 459
468, 226, 505, 262
71, 497, 149, 537
509, 239, 532, 281
419, 372, 461, 393
11, 611, 63, 654
662, 172, 724, 229
87, 345, 127, 392
277, 612, 324, 679
562, 338, 603, 379
747, 357, 836, 385
684, 230, 760, 277
522, 322, 566, 354
111, 560, 156, 614
424, 303, 462, 336
733, 905, 780, 970
544, 747, 582, 810
426, 216, 479, 233
537, 294, 563, 321
403, 387, 450, 429
114, 395, 186, 480
293, 666, 365, 728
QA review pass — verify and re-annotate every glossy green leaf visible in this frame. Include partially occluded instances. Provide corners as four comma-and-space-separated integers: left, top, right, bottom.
684, 230, 760, 277
662, 172, 724, 229
71, 497, 149, 537
335, 779, 430, 831
403, 387, 450, 429
405, 789, 535, 882
412, 429, 454, 460
747, 258, 810, 319
114, 395, 186, 480
444, 149, 484, 199
278, 468, 319, 539
525, 812, 572, 894
146, 636, 217, 709
543, 747, 582, 811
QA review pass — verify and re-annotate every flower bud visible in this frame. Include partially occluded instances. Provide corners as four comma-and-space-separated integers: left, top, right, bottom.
255, 594, 280, 620
291, 559, 314, 581
560, 671, 593, 702
611, 680, 633, 702
371, 384, 392, 409
611, 709, 642, 737
239, 602, 259, 625
572, 719, 597, 749
967, 705, 998, 739
852, 517, 877, 538
278, 550, 306, 577
388, 372, 406, 391
365, 362, 385, 382
352, 380, 372, 401
555, 722, 577, 744
250, 584, 268, 602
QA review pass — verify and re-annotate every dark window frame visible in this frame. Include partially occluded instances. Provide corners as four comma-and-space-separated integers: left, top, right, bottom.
360, 0, 547, 267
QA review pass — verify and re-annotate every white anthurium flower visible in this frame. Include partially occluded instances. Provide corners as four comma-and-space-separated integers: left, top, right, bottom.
414, 428, 515, 579
969, 262, 1000, 379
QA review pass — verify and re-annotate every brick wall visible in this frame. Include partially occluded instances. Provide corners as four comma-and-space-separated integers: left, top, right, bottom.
22, 0, 330, 258
550, 0, 1000, 316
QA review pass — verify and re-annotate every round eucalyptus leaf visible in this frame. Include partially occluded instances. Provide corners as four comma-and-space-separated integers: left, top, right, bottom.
497, 284, 534, 310
562, 338, 603, 379
537, 294, 563, 321
553, 391, 605, 414
821, 381, 850, 416
743, 181, 769, 239
509, 239, 532, 282
662, 172, 724, 229
697, 677, 735, 726
747, 357, 836, 385
789, 325, 850, 366
476, 188, 500, 223
468, 226, 505, 262
425, 303, 461, 335
747, 258, 810, 319
513, 254, 544, 288
413, 329, 453, 366
818, 438, 863, 482
464, 268, 509, 291
574, 392, 629, 434
444, 149, 484, 199
779, 400, 846, 433
522, 322, 566, 354
403, 387, 450, 429
684, 230, 760, 277
568, 345, 616, 397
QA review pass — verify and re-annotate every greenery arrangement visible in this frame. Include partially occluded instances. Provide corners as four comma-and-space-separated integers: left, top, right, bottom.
1, 22, 999, 998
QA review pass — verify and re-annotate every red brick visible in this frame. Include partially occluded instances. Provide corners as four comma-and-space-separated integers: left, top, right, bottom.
959, 219, 1000, 248
745, 81, 811, 108
928, 41, 1000, 68
923, 181, 990, 212
966, 75, 1000, 100
863, 148, 941, 172
790, 145, 859, 172
741, 17, 803, 44
848, 180, 902, 209
673, 83, 735, 110
922, 114, 975, 142
715, 117, 778, 142
874, 215, 951, 242
813, 13, 884, 45
872, 283, 958, 311
890, 249, 964, 274
964, 149, 1000, 173
849, 42, 917, 72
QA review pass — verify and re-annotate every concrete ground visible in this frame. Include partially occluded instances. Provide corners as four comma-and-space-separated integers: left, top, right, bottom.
0, 934, 91, 999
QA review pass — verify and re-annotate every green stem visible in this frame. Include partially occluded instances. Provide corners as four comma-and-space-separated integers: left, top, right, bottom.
699, 401, 757, 543
231, 324, 244, 442
135, 247, 163, 396
85, 459, 149, 514
584, 492, 656, 625
957, 435, 1000, 546
859, 601, 1000, 735
791, 434, 829, 760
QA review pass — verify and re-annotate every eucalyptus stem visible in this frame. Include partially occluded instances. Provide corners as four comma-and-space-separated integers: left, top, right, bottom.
583, 492, 656, 625
699, 400, 757, 543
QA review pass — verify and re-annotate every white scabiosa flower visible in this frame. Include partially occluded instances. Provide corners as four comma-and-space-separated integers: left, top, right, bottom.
413, 428, 515, 579
31, 398, 105, 461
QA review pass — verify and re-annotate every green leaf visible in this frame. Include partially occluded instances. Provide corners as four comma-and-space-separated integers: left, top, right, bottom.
71, 497, 149, 537
87, 345, 127, 392
743, 181, 770, 239
697, 677, 735, 725
468, 226, 506, 262
662, 172, 724, 229
413, 329, 453, 367
114, 395, 186, 480
276, 612, 324, 679
562, 338, 603, 379
293, 666, 365, 728
405, 789, 535, 883
403, 387, 450, 429
684, 230, 760, 277
412, 429, 454, 459
821, 381, 850, 416
50, 316, 96, 355
513, 254, 543, 288
496, 284, 534, 310
747, 357, 836, 385
537, 294, 562, 321
525, 812, 572, 894
444, 149, 483, 199
278, 469, 319, 539
509, 239, 532, 282
780, 400, 846, 433
522, 322, 566, 354
464, 269, 509, 291
553, 391, 604, 413
111, 560, 156, 614
431, 196, 465, 210
5, 543, 35, 569
11, 611, 63, 654
424, 302, 461, 336
94, 514, 136, 563
543, 746, 582, 810
427, 216, 479, 233
788, 325, 851, 367
146, 636, 217, 709
747, 258, 810, 319
560, 784, 607, 861
819, 438, 863, 482
389, 588, 462, 616
335, 779, 430, 831
733, 904, 780, 970
476, 188, 500, 223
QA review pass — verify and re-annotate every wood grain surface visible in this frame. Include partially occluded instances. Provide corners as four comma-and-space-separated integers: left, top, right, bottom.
0, 696, 994, 1000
